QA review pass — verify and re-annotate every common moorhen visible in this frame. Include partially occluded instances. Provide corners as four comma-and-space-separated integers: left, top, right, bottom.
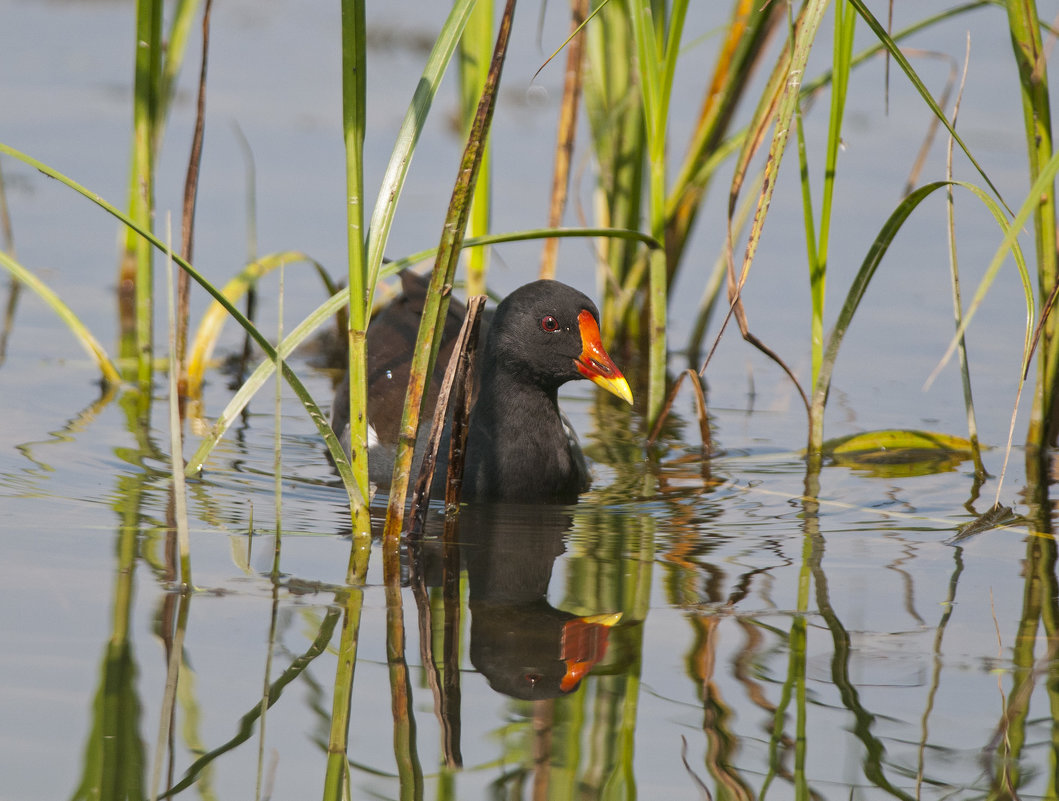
331, 271, 633, 503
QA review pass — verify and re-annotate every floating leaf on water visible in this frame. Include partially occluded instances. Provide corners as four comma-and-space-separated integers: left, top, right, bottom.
826, 429, 976, 455
821, 429, 978, 477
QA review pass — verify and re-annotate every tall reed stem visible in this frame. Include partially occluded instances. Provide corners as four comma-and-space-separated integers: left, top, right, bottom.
805, 0, 854, 457
1006, 0, 1057, 450
629, 0, 688, 427
584, 1, 643, 340
121, 0, 163, 389
341, 0, 373, 560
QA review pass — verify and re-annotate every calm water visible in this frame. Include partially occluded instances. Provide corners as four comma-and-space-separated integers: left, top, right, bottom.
1, 1, 1055, 799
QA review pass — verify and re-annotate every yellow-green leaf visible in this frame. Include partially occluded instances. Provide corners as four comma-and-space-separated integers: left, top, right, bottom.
821, 429, 978, 478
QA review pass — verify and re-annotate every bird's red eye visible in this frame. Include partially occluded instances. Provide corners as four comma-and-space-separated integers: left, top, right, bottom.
541, 315, 560, 332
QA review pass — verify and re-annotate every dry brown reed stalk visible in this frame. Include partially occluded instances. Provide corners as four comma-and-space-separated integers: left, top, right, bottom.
646, 368, 711, 459
539, 0, 588, 280
665, 0, 784, 274
176, 0, 214, 396
443, 297, 486, 510
406, 294, 486, 540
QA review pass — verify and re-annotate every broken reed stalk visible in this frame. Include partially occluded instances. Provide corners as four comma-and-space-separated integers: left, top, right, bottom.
646, 368, 711, 459
165, 227, 192, 586
443, 297, 485, 513
438, 512, 463, 765
406, 294, 486, 541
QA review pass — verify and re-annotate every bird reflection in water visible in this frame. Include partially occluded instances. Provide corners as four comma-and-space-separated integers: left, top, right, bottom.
410, 504, 621, 703
460, 505, 621, 700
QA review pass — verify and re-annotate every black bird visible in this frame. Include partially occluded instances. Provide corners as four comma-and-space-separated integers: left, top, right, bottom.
331, 271, 633, 503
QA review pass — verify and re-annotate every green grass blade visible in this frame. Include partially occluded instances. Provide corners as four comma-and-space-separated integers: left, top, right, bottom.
1005, 0, 1057, 449
656, 0, 688, 147
735, 0, 828, 284
665, 1, 783, 273
346, 0, 480, 531
185, 251, 333, 395
800, 2, 992, 99
628, 0, 689, 426
813, 1, 856, 380
710, 0, 826, 436
931, 154, 1059, 383
184, 282, 358, 476
160, 0, 203, 130
802, 1, 855, 450
0, 249, 121, 385
583, 0, 644, 334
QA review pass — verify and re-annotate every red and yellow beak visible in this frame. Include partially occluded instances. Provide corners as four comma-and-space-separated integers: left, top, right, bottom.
575, 310, 633, 405
559, 612, 622, 693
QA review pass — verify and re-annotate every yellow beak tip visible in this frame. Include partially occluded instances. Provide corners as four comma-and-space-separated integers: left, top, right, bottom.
609, 377, 631, 406
592, 375, 634, 406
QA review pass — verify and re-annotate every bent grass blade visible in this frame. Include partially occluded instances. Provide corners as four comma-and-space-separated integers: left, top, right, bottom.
0, 249, 121, 386
185, 251, 334, 396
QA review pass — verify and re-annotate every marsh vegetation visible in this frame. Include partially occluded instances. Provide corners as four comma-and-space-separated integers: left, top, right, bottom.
1, 1, 1058, 798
